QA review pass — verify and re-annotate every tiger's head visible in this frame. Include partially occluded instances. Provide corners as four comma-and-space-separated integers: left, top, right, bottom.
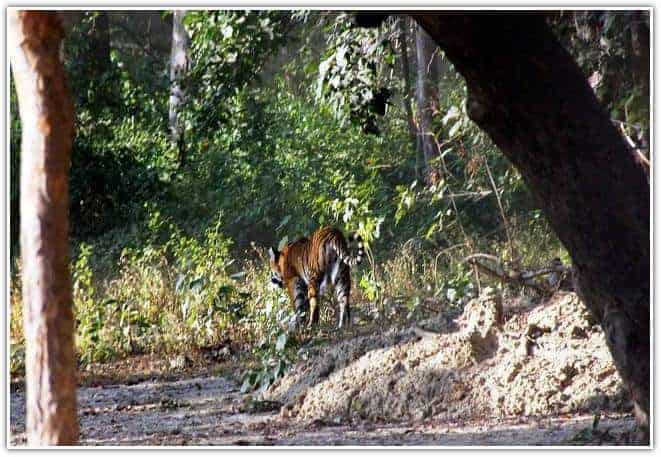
268, 247, 284, 289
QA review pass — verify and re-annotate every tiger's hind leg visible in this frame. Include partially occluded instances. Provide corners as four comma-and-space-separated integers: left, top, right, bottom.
307, 274, 321, 328
293, 277, 309, 328
334, 264, 351, 329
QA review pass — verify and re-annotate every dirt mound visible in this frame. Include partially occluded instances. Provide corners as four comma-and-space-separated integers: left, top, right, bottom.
265, 289, 626, 424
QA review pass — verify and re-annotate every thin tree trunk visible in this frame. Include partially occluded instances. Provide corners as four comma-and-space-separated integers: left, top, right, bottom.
9, 10, 78, 445
412, 12, 650, 431
87, 11, 115, 108
90, 12, 111, 77
415, 23, 440, 171
398, 16, 417, 156
169, 9, 190, 168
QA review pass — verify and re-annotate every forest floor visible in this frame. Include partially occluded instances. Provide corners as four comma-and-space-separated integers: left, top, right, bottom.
9, 291, 646, 447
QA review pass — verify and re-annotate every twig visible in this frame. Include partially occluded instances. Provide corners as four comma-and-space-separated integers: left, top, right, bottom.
431, 135, 482, 292
519, 265, 568, 280
483, 154, 518, 264
463, 253, 502, 264
462, 253, 559, 295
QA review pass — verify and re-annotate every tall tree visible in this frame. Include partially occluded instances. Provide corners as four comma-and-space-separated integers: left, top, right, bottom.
169, 9, 190, 168
411, 12, 650, 431
87, 11, 116, 108
397, 16, 417, 157
415, 24, 440, 178
9, 10, 78, 445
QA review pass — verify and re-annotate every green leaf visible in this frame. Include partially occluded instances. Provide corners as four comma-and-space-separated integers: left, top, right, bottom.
278, 236, 289, 251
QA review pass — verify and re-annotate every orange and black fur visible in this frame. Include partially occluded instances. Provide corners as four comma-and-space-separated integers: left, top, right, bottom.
268, 226, 364, 329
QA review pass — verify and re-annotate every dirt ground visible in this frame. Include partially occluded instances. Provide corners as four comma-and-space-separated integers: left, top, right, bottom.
9, 291, 647, 446
8, 373, 638, 446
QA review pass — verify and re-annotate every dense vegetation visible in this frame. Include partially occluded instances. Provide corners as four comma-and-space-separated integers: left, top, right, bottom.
9, 11, 649, 392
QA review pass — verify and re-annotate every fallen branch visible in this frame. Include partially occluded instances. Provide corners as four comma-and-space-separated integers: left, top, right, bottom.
615, 120, 650, 169
412, 325, 441, 339
463, 253, 572, 295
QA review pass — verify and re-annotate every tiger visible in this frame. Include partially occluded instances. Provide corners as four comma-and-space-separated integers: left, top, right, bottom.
268, 226, 365, 329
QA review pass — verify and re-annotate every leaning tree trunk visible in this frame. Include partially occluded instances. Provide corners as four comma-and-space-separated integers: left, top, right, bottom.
412, 12, 650, 429
9, 10, 78, 445
169, 9, 190, 168
415, 24, 440, 167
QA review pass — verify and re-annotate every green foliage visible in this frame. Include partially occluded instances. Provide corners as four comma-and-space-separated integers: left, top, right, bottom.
38, 13, 175, 238
176, 81, 395, 248
74, 243, 116, 364
69, 134, 166, 237
550, 11, 649, 143
183, 11, 290, 137
66, 211, 250, 364
316, 13, 395, 134
240, 326, 293, 394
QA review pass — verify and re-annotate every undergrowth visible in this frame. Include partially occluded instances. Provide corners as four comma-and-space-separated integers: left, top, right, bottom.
9, 210, 566, 389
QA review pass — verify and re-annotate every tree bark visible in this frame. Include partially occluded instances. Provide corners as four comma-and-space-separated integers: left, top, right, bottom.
8, 10, 78, 445
415, 23, 440, 170
169, 9, 190, 168
397, 16, 417, 156
412, 12, 650, 429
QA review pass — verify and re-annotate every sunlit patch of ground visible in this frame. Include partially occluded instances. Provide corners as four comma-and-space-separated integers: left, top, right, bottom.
9, 373, 638, 446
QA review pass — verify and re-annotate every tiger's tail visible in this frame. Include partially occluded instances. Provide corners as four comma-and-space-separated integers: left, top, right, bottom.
336, 232, 364, 267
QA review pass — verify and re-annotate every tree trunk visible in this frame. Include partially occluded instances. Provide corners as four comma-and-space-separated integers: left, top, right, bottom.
8, 10, 78, 445
169, 9, 190, 168
415, 23, 440, 179
412, 12, 650, 430
397, 16, 417, 156
89, 12, 111, 78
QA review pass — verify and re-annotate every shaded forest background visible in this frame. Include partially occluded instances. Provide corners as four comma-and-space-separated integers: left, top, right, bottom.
9, 11, 649, 394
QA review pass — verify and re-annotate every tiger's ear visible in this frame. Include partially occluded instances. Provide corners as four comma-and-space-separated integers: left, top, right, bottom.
268, 247, 279, 262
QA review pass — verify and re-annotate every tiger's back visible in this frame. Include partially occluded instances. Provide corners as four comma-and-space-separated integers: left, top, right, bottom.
268, 226, 364, 328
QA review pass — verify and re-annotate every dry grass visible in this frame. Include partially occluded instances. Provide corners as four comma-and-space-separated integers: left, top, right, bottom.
8, 222, 566, 381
